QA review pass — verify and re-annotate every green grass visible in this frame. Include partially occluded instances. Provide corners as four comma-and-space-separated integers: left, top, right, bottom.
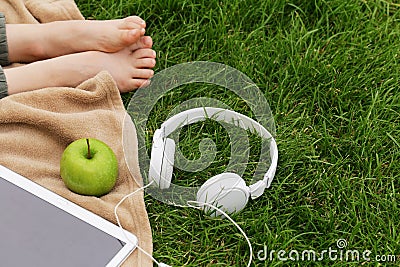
76, 0, 400, 266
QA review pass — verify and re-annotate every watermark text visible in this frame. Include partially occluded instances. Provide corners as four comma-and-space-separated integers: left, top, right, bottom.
257, 239, 398, 263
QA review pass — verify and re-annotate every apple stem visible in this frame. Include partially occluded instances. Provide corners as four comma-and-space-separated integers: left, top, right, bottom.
86, 138, 92, 159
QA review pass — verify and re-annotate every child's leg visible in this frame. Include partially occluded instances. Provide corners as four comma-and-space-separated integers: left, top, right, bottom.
6, 16, 147, 63
4, 45, 156, 94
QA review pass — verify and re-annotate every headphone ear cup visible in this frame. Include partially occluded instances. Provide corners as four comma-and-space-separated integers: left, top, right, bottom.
159, 138, 176, 189
197, 173, 249, 216
149, 137, 165, 187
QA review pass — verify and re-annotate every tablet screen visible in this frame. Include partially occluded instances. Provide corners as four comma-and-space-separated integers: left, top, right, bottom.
0, 177, 125, 267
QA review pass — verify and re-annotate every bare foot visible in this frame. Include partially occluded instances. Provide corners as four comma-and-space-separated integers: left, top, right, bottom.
7, 16, 148, 63
45, 16, 148, 54
4, 43, 156, 94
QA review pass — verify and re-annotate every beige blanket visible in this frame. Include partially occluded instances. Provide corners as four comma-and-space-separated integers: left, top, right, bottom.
0, 1, 152, 266
0, 0, 84, 23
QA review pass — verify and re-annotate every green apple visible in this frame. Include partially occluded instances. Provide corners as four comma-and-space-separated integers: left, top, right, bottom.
60, 138, 118, 197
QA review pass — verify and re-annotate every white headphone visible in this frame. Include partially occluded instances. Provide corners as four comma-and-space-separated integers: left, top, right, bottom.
149, 107, 278, 215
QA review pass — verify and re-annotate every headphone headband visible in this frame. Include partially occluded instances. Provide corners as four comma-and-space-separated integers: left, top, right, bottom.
158, 107, 269, 138
154, 107, 278, 199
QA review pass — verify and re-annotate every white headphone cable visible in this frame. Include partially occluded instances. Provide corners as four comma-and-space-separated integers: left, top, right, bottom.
114, 182, 253, 267
187, 201, 253, 267
114, 181, 172, 267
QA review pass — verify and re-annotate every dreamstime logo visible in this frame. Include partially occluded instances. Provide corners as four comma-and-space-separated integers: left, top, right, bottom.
123, 61, 276, 206
336, 238, 347, 249
257, 239, 398, 263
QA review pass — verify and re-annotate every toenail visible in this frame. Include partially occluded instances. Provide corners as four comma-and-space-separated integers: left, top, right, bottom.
143, 37, 152, 47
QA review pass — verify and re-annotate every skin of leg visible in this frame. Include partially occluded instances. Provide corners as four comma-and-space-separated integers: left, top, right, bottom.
6, 16, 146, 63
4, 42, 156, 94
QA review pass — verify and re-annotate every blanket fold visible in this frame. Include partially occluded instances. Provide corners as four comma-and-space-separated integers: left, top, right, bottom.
1, 0, 84, 24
